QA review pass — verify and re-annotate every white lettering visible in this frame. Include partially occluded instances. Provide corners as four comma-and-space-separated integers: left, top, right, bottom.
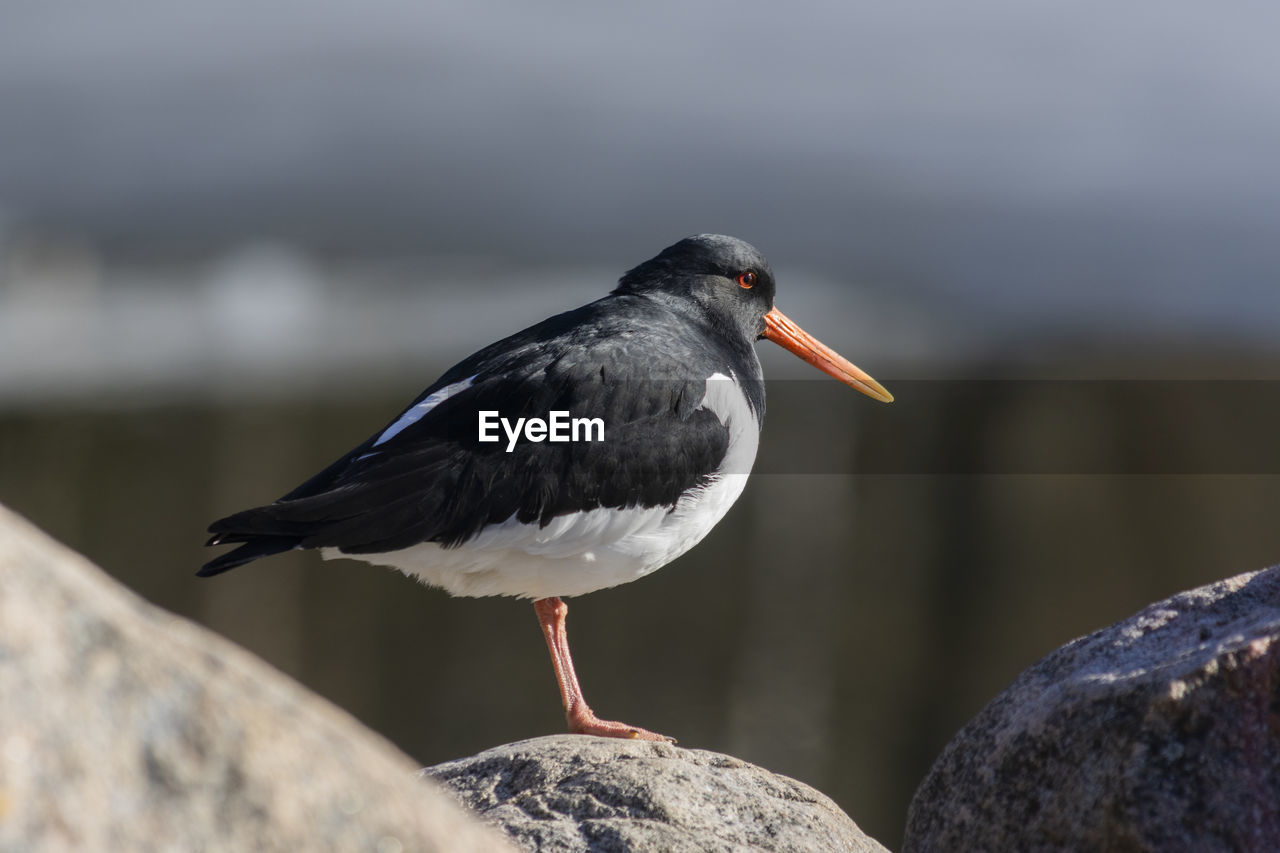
502, 417, 525, 453
549, 410, 569, 441
478, 411, 500, 442
480, 411, 607, 452
573, 416, 604, 442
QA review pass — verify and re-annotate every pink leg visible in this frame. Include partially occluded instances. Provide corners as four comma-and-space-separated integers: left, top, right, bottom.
533, 597, 674, 742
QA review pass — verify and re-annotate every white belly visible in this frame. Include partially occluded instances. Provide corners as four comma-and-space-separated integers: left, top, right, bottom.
325, 373, 759, 599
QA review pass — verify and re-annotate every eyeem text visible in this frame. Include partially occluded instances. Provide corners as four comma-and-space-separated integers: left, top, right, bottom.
478, 411, 605, 452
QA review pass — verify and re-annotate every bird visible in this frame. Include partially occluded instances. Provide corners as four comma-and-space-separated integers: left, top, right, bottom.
201, 234, 892, 742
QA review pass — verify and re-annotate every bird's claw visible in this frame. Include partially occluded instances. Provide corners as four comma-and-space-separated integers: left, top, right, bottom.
567, 709, 675, 743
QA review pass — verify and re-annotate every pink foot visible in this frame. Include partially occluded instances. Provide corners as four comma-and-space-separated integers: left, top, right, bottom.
567, 706, 675, 743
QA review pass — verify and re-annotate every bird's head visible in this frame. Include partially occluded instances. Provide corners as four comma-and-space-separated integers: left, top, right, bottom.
615, 234, 893, 403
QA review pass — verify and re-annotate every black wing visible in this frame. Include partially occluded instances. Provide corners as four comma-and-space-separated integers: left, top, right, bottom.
201, 296, 739, 576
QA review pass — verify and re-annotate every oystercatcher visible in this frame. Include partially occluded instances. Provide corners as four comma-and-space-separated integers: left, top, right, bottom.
202, 234, 891, 742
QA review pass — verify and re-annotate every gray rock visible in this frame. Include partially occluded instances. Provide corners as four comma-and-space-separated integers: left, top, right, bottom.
425, 734, 890, 852
0, 504, 514, 853
905, 566, 1280, 853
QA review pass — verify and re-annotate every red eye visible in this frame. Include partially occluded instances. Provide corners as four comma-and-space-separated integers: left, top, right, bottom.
737, 271, 757, 289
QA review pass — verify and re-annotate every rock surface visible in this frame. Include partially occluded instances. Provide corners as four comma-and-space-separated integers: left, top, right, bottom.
425, 734, 889, 852
0, 505, 514, 852
905, 566, 1280, 853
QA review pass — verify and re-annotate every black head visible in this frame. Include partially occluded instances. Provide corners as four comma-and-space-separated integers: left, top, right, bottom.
613, 234, 777, 344
615, 234, 894, 402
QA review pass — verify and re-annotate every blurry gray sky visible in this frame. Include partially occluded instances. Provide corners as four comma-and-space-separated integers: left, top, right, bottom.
2, 0, 1279, 339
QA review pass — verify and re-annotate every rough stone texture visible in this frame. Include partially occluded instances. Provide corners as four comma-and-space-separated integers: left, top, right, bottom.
425, 734, 889, 853
905, 566, 1280, 853
0, 505, 514, 853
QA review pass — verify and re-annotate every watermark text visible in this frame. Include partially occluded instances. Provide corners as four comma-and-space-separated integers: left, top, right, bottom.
478, 410, 605, 452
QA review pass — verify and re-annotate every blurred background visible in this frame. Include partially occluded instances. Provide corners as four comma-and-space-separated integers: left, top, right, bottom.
3, 1, 1280, 847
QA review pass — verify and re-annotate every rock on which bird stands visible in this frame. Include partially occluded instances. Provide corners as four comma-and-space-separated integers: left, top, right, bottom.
425, 734, 890, 853
904, 566, 1280, 853
0, 504, 514, 853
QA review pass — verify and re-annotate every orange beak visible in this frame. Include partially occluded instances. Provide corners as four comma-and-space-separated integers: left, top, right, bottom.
763, 307, 893, 403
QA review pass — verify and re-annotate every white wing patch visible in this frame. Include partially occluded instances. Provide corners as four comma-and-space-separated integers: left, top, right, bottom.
372, 375, 475, 447
699, 371, 758, 477
328, 370, 761, 599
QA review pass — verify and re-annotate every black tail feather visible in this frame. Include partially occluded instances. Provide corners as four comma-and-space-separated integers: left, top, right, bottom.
198, 536, 300, 577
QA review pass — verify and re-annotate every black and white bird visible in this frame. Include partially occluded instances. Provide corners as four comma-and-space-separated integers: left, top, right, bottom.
202, 234, 891, 741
